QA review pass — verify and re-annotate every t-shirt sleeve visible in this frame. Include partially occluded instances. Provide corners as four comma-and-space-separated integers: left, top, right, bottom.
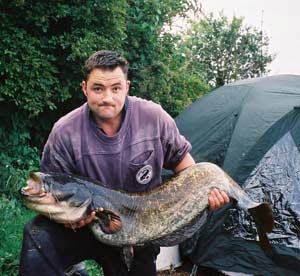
40, 126, 75, 174
160, 108, 192, 170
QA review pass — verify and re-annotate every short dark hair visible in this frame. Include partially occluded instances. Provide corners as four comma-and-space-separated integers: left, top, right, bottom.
83, 50, 129, 80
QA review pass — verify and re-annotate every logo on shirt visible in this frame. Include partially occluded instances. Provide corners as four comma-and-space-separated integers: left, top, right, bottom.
136, 165, 153, 185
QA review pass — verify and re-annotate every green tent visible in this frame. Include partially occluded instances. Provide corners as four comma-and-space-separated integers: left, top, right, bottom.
176, 75, 300, 276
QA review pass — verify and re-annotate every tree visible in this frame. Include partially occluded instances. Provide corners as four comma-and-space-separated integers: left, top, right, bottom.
0, 0, 207, 120
134, 32, 209, 117
0, 0, 128, 117
124, 0, 209, 117
180, 12, 274, 87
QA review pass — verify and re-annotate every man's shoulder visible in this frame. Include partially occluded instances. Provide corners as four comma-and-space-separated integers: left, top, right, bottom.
128, 96, 164, 115
53, 103, 87, 133
128, 96, 173, 123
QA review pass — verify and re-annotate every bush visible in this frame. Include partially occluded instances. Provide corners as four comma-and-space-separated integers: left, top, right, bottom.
0, 0, 128, 116
0, 113, 40, 199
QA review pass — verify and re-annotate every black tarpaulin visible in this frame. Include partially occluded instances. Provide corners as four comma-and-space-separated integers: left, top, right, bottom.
175, 75, 300, 275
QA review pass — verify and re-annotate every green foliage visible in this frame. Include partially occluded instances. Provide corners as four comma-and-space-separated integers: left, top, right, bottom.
125, 0, 208, 116
0, 113, 40, 199
137, 34, 209, 117
0, 0, 201, 138
86, 260, 104, 276
0, 0, 128, 116
181, 12, 274, 87
0, 196, 35, 276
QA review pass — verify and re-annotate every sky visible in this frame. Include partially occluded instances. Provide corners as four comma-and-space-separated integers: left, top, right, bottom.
199, 0, 300, 76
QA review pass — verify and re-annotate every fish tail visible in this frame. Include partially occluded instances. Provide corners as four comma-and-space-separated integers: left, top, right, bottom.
248, 203, 274, 252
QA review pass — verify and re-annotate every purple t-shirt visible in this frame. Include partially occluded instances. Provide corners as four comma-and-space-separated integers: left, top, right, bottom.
41, 96, 191, 192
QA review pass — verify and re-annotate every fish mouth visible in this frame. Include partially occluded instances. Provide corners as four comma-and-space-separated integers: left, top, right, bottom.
21, 172, 47, 198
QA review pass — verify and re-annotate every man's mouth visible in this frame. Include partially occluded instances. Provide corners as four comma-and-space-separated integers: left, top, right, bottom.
99, 105, 114, 108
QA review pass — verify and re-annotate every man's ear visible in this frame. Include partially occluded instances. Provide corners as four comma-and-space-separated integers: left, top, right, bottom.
82, 80, 88, 97
126, 80, 130, 95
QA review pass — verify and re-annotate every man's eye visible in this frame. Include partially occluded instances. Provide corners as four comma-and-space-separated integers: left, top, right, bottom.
113, 87, 120, 92
94, 87, 103, 92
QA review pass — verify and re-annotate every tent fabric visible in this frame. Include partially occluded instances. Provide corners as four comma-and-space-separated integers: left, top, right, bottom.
175, 75, 300, 275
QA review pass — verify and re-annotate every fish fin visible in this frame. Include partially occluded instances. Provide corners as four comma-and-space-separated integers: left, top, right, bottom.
122, 246, 134, 271
94, 208, 122, 234
249, 203, 274, 252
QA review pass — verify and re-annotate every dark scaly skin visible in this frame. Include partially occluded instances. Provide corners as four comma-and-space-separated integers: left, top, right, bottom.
89, 162, 261, 246
21, 162, 273, 248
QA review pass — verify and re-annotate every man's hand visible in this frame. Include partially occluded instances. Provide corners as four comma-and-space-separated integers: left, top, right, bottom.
208, 188, 230, 211
64, 211, 96, 229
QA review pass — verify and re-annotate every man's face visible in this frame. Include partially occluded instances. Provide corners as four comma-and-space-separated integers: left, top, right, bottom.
82, 67, 130, 125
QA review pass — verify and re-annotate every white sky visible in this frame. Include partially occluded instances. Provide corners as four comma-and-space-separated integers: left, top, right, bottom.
199, 0, 300, 76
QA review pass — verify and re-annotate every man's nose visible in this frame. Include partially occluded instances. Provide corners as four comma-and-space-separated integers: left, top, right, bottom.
102, 90, 113, 103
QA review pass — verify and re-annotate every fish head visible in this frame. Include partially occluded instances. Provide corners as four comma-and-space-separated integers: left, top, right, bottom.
21, 172, 92, 224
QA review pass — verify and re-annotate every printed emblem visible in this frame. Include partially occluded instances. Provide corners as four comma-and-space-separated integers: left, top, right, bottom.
136, 165, 153, 184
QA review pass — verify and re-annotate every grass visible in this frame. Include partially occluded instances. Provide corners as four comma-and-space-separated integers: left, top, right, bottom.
86, 260, 104, 275
0, 195, 104, 276
0, 195, 34, 276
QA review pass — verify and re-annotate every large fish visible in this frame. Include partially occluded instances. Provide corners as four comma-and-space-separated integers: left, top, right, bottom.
21, 162, 274, 267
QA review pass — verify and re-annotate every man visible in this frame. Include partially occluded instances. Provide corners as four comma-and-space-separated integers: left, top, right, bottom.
19, 50, 229, 276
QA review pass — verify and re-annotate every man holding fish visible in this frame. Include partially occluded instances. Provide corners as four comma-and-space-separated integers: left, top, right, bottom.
19, 50, 229, 276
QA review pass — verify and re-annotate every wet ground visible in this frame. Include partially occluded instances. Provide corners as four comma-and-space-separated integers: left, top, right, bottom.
157, 261, 227, 276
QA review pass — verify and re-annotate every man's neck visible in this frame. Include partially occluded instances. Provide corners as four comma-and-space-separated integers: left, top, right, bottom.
95, 115, 122, 136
